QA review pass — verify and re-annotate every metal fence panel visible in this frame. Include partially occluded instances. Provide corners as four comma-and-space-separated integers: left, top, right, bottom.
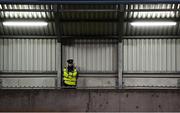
1, 77, 56, 88
77, 76, 117, 89
123, 77, 180, 87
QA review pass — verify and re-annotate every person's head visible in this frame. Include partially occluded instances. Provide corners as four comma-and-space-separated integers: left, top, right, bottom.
67, 59, 73, 67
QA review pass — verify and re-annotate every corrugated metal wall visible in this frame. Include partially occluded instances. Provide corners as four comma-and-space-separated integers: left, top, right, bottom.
0, 39, 56, 71
123, 39, 179, 72
0, 39, 57, 88
62, 39, 118, 73
123, 39, 180, 88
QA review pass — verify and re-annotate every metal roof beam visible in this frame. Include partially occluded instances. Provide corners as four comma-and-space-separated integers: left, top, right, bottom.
1, 35, 180, 39
62, 35, 119, 39
1, 9, 180, 12
1, 0, 180, 4
61, 19, 119, 22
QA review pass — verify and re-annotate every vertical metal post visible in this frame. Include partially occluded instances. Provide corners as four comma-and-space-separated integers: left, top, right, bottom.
117, 4, 124, 89
56, 43, 62, 89
54, 5, 63, 89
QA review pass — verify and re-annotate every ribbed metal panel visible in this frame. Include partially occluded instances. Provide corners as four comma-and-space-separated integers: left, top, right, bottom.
124, 4, 179, 36
1, 4, 180, 36
125, 4, 179, 19
123, 39, 178, 72
0, 39, 3, 71
0, 39, 56, 71
0, 4, 56, 36
61, 5, 117, 35
62, 39, 118, 73
177, 39, 180, 71
0, 4, 54, 19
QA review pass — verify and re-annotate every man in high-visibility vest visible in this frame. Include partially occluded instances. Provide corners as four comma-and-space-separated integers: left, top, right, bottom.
63, 59, 78, 87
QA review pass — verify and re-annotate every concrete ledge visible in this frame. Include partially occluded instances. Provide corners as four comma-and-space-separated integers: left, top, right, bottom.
0, 89, 180, 112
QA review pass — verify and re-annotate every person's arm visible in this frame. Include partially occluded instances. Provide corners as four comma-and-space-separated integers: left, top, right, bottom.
72, 68, 77, 77
63, 68, 69, 77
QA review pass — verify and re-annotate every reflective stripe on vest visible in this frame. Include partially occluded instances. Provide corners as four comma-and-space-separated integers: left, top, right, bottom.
64, 80, 76, 86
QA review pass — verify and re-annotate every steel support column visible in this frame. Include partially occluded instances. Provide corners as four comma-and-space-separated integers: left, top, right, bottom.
117, 4, 124, 89
56, 42, 62, 89
54, 5, 63, 89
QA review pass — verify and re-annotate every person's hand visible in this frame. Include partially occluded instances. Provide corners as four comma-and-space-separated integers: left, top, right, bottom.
69, 72, 73, 76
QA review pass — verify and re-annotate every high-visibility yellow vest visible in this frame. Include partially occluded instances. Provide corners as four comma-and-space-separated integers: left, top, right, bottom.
63, 66, 77, 86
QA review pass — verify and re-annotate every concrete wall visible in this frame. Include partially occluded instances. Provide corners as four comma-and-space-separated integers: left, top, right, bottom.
0, 89, 180, 112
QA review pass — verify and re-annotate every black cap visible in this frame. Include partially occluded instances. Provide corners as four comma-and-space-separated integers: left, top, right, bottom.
67, 59, 73, 64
